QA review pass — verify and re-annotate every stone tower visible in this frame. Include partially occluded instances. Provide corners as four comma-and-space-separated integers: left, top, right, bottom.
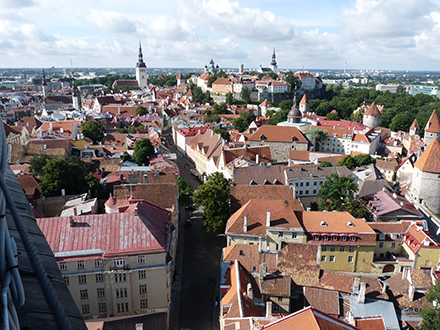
409, 118, 419, 136
136, 42, 148, 90
424, 109, 440, 147
362, 102, 381, 128
42, 69, 48, 99
72, 87, 79, 110
299, 94, 309, 114
407, 138, 440, 214
176, 73, 185, 86
270, 48, 278, 73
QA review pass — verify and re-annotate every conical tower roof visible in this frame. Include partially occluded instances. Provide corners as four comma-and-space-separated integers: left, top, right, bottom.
299, 94, 309, 105
410, 119, 419, 131
364, 102, 381, 116
414, 138, 440, 173
425, 109, 440, 133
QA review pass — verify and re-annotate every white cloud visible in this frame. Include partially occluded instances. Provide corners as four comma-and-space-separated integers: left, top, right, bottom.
0, 0, 35, 8
87, 10, 137, 34
180, 0, 295, 41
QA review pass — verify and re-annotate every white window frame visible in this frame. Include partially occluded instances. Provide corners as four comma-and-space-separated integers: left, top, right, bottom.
94, 259, 103, 268
59, 262, 68, 271
114, 258, 125, 267
348, 256, 353, 263
137, 255, 146, 265
77, 260, 85, 269
329, 256, 335, 262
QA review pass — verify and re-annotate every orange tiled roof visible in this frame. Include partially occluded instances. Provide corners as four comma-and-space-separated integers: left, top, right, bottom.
226, 199, 303, 237
223, 244, 277, 273
300, 94, 309, 105
410, 119, 419, 131
301, 212, 375, 234
414, 138, 440, 173
425, 109, 440, 133
364, 102, 381, 116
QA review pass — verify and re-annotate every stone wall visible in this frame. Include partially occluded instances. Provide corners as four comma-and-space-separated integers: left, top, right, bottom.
247, 141, 308, 162
408, 167, 440, 215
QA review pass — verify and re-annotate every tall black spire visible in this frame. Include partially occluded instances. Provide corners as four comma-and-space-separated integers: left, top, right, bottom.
136, 41, 146, 68
42, 69, 47, 86
270, 48, 277, 66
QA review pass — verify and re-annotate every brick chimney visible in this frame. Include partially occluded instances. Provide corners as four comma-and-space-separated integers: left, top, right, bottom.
266, 209, 271, 227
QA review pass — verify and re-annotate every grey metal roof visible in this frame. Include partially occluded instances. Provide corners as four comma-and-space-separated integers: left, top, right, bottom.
348, 296, 399, 330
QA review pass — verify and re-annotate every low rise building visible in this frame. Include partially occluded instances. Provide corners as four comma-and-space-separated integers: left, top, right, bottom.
36, 201, 173, 320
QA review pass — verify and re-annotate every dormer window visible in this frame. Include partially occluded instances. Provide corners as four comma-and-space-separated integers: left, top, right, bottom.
320, 220, 328, 227
379, 234, 385, 241
347, 221, 354, 227
350, 236, 356, 241
341, 236, 347, 241
313, 235, 320, 240
323, 235, 329, 240
332, 236, 338, 241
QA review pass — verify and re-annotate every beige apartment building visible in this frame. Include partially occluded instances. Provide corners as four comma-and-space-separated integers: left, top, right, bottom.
36, 201, 173, 319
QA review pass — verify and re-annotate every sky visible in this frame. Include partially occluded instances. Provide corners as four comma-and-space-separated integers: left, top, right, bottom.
1, 0, 440, 71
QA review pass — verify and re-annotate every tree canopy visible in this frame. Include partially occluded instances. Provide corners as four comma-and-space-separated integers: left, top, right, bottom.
337, 154, 375, 170
193, 172, 231, 232
306, 127, 328, 150
213, 128, 231, 141
240, 87, 250, 104
132, 138, 155, 165
285, 72, 302, 90
135, 105, 148, 116
318, 174, 358, 211
81, 120, 105, 144
34, 155, 99, 197
225, 92, 234, 105
178, 177, 194, 207
233, 111, 255, 132
420, 281, 440, 330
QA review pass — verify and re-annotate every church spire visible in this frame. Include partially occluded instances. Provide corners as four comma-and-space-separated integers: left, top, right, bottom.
270, 48, 277, 66
136, 41, 146, 68
42, 69, 47, 86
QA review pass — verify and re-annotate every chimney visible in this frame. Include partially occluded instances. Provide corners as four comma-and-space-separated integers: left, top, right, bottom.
69, 216, 74, 227
136, 324, 143, 330
382, 282, 388, 294
118, 104, 121, 115
402, 267, 408, 280
292, 185, 297, 201
243, 215, 248, 233
258, 237, 262, 253
358, 282, 366, 304
259, 262, 267, 281
288, 159, 293, 167
409, 283, 415, 302
266, 209, 271, 227
345, 311, 355, 326
266, 301, 272, 317
247, 282, 254, 300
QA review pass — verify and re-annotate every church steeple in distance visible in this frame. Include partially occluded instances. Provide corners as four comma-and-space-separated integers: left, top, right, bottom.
270, 48, 277, 66
136, 41, 146, 68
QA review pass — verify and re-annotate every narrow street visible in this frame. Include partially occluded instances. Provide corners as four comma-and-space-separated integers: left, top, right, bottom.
168, 133, 224, 330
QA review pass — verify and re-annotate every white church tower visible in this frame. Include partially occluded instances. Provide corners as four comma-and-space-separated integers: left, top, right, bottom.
136, 42, 148, 90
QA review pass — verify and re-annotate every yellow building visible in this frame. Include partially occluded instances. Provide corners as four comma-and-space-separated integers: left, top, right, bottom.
301, 212, 377, 273
212, 78, 232, 95
402, 223, 440, 269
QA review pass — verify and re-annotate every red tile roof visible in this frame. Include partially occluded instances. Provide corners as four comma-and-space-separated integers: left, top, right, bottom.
364, 102, 381, 116
223, 244, 277, 274
414, 138, 440, 173
410, 119, 419, 131
303, 287, 340, 316
300, 94, 309, 105
36, 201, 171, 259
355, 316, 386, 330
425, 109, 440, 133
248, 126, 308, 144
263, 306, 360, 329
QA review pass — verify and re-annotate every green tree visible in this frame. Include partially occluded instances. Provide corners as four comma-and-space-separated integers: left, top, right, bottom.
240, 87, 250, 103
81, 120, 105, 144
351, 109, 364, 123
135, 105, 148, 116
208, 76, 217, 88
213, 128, 231, 141
318, 174, 358, 211
226, 92, 234, 105
118, 126, 137, 134
326, 112, 340, 121
319, 161, 333, 168
40, 156, 98, 196
267, 72, 278, 80
193, 172, 231, 232
132, 138, 155, 165
285, 72, 302, 90
233, 111, 255, 132
344, 199, 372, 221
353, 154, 375, 167
337, 155, 358, 170
306, 127, 328, 151
178, 177, 194, 207
419, 281, 440, 330
390, 113, 411, 132
29, 154, 52, 177
279, 100, 293, 111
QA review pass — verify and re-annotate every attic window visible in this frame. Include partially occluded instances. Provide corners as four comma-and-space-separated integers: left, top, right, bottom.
379, 233, 385, 240
239, 250, 244, 256
323, 235, 329, 241
347, 221, 355, 227
320, 220, 328, 227
313, 235, 320, 240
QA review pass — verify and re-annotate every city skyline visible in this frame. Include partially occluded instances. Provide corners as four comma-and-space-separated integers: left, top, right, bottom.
1, 0, 440, 71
